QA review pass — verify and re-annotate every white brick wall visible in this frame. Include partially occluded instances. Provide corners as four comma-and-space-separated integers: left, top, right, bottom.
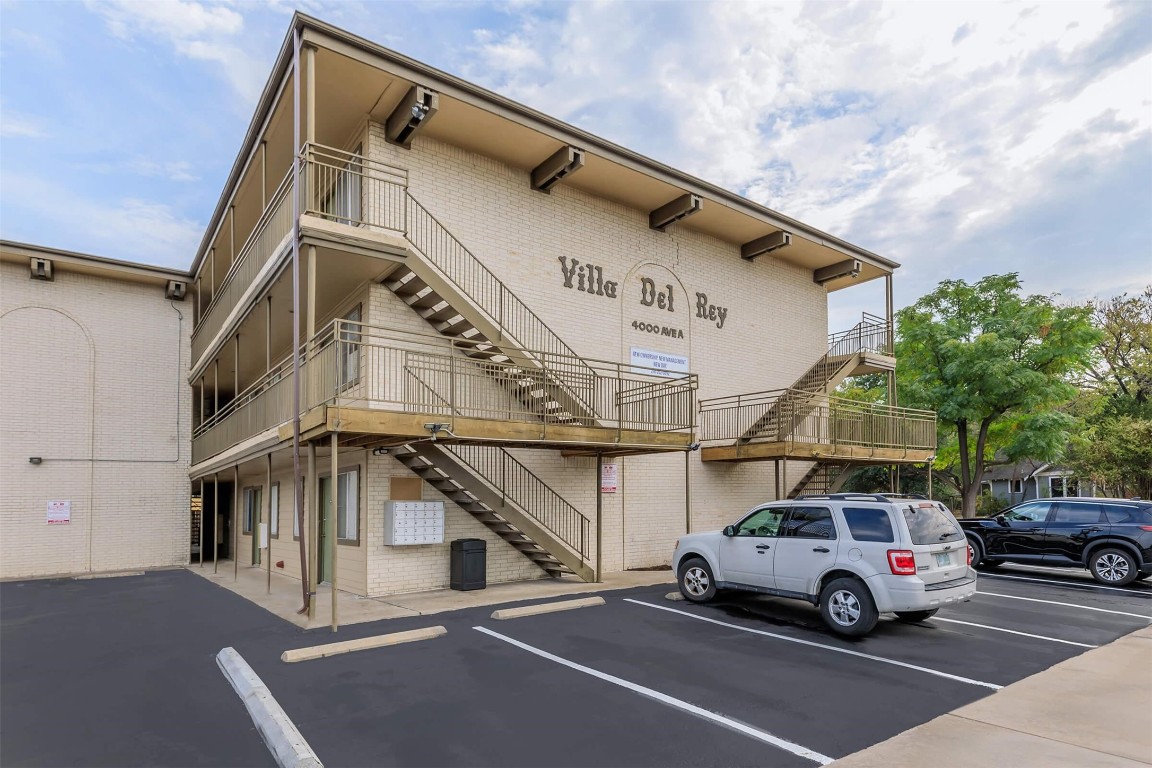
1, 261, 192, 578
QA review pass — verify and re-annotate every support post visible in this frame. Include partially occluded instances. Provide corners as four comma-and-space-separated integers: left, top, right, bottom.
305, 44, 316, 146
234, 334, 240, 397
234, 464, 240, 580
308, 441, 318, 621
782, 456, 788, 499
261, 140, 267, 209
229, 205, 236, 266
267, 453, 273, 594
213, 473, 219, 574
330, 432, 339, 633
928, 462, 934, 500
306, 244, 317, 354
198, 477, 205, 566
291, 26, 310, 616
595, 453, 603, 583
774, 459, 781, 500
684, 450, 692, 535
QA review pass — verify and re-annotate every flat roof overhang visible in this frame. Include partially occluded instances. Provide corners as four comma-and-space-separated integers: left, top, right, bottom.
190, 13, 896, 293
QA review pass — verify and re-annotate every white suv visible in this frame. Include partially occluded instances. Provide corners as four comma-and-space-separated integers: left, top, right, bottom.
672, 494, 976, 636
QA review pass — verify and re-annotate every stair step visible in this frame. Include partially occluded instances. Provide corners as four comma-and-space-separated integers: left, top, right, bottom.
433, 316, 473, 334
422, 303, 459, 323
382, 269, 418, 291
407, 290, 444, 310
390, 275, 429, 297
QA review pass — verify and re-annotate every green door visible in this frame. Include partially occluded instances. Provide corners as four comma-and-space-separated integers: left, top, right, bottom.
246, 488, 262, 566
318, 476, 333, 584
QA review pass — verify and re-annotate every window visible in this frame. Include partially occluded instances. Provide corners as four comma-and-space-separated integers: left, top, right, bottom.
1052, 502, 1104, 524
1102, 504, 1152, 524
1009, 479, 1023, 495
735, 507, 786, 537
901, 504, 963, 544
269, 482, 280, 538
1050, 476, 1079, 497
243, 487, 261, 535
842, 507, 895, 543
780, 506, 836, 540
335, 468, 360, 543
1002, 501, 1052, 522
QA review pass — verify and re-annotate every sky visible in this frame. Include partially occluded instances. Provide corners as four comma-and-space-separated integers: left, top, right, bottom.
1, 0, 1149, 329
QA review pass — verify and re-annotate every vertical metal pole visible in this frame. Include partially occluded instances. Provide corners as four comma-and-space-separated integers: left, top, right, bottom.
308, 440, 318, 621
229, 205, 236, 266
595, 453, 603, 583
234, 335, 240, 397
330, 432, 339, 633
261, 141, 268, 210
210, 248, 215, 304
291, 26, 310, 615
267, 453, 273, 593
305, 44, 316, 146
782, 456, 788, 499
199, 376, 205, 427
928, 462, 934, 500
213, 361, 219, 416
684, 450, 692, 535
306, 245, 317, 355
213, 473, 219, 574
196, 277, 202, 323
198, 477, 204, 567
774, 459, 781, 500
266, 297, 272, 372
234, 465, 240, 580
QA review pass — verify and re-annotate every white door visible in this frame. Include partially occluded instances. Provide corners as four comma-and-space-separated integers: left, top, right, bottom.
718, 506, 786, 588
771, 505, 839, 595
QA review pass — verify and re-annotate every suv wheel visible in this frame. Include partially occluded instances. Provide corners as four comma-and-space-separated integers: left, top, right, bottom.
819, 577, 879, 637
895, 609, 939, 623
678, 557, 717, 603
966, 536, 1001, 570
1089, 548, 1139, 586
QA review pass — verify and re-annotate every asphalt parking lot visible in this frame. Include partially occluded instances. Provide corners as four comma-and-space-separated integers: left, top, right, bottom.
3, 565, 1150, 767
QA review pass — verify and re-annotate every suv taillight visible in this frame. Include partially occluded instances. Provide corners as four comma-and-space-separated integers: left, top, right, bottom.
966, 543, 973, 565
888, 549, 917, 575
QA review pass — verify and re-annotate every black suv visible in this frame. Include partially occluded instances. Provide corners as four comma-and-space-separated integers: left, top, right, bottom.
959, 497, 1152, 585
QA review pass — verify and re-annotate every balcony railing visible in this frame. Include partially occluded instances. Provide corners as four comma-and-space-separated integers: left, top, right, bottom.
828, 312, 891, 358
192, 320, 698, 464
192, 170, 294, 365
699, 388, 936, 452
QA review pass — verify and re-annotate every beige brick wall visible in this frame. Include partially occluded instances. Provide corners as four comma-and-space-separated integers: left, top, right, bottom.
356, 125, 829, 574
0, 261, 191, 579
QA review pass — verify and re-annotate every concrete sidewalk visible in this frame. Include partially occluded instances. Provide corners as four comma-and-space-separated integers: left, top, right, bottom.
188, 564, 1151, 765
830, 624, 1152, 767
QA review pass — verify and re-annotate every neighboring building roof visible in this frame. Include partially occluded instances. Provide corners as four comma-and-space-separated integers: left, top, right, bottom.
0, 240, 189, 284
982, 460, 1048, 483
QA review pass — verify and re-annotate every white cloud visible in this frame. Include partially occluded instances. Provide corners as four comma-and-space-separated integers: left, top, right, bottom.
79, 157, 199, 182
0, 111, 47, 138
86, 0, 266, 103
1, 172, 202, 268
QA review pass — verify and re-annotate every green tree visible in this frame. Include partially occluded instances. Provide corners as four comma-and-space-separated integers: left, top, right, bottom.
1065, 287, 1152, 496
895, 274, 1100, 517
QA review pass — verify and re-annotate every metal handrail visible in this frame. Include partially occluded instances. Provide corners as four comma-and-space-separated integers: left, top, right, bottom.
192, 169, 294, 351
447, 444, 590, 560
698, 387, 935, 448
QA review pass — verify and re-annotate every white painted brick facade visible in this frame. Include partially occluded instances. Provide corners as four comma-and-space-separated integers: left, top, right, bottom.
0, 261, 191, 578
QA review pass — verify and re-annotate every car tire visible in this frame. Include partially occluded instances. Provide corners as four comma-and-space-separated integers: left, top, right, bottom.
966, 536, 1001, 570
819, 577, 879, 637
1089, 548, 1139, 586
894, 609, 939, 623
678, 557, 717, 603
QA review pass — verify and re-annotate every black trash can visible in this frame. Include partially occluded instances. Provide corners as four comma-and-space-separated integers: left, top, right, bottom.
450, 538, 486, 591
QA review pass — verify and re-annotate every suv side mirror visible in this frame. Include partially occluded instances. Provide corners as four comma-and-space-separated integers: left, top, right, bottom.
723, 525, 736, 537
995, 514, 1009, 526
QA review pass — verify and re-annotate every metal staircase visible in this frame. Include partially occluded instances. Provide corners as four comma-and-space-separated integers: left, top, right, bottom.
788, 461, 852, 498
740, 315, 890, 444
393, 442, 594, 580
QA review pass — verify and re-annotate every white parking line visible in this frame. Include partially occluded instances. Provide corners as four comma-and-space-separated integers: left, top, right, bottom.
933, 618, 1098, 648
981, 572, 1152, 595
474, 626, 834, 766
976, 591, 1152, 620
624, 599, 1002, 690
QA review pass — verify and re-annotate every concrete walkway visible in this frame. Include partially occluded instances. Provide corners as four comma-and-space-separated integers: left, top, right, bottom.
188, 564, 1151, 766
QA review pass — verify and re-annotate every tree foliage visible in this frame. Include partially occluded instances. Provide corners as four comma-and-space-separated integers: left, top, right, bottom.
895, 274, 1100, 517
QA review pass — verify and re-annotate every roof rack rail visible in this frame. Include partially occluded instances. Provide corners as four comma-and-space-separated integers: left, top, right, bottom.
793, 493, 893, 502
877, 493, 929, 500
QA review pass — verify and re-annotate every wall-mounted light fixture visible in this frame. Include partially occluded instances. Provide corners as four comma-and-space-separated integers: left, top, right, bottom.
371, 447, 390, 456
165, 280, 188, 301
814, 258, 862, 285
29, 457, 43, 465
531, 146, 585, 193
649, 193, 703, 231
741, 231, 792, 261
386, 85, 439, 148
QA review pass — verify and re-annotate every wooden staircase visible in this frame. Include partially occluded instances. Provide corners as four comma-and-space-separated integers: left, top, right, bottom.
393, 442, 594, 580
788, 461, 852, 498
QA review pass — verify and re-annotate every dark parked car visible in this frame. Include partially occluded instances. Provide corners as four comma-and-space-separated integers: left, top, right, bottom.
959, 497, 1152, 586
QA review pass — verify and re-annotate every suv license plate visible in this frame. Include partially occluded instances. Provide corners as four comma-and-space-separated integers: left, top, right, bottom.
934, 552, 951, 567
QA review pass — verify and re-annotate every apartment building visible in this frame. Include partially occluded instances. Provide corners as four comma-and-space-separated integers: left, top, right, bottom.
1, 13, 935, 593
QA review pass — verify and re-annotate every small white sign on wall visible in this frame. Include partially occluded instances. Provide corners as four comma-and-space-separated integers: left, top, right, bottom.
47, 500, 71, 525
630, 347, 689, 378
601, 463, 618, 493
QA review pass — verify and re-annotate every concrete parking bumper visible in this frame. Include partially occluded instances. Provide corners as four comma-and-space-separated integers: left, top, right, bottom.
829, 624, 1152, 767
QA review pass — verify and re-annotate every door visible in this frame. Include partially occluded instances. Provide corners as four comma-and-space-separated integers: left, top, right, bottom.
318, 476, 333, 584
1043, 501, 1106, 565
245, 487, 262, 566
717, 506, 786, 588
984, 500, 1052, 560
770, 505, 838, 595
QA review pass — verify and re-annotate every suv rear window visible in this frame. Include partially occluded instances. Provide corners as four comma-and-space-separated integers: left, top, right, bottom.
1103, 504, 1152, 524
900, 504, 963, 545
842, 507, 895, 542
